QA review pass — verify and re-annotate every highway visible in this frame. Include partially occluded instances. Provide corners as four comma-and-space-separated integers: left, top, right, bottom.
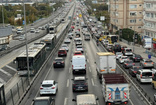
18, 2, 147, 105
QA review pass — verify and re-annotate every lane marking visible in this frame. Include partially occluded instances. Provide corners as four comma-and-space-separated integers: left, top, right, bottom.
91, 78, 95, 86
87, 59, 89, 63
129, 98, 134, 105
97, 101, 99, 105
89, 67, 91, 72
67, 79, 69, 87
0, 69, 12, 76
64, 97, 68, 105
6, 65, 17, 72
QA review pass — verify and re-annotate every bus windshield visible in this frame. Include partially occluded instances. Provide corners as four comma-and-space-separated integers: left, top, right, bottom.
16, 57, 33, 70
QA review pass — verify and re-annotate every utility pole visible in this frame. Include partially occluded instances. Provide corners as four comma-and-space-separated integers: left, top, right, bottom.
23, 1, 30, 84
2, 0, 5, 27
133, 15, 136, 52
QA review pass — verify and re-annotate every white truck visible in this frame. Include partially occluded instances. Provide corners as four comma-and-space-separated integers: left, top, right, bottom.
102, 74, 130, 105
96, 52, 116, 79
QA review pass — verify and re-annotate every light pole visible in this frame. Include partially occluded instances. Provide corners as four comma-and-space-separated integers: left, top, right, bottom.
2, 0, 5, 27
133, 15, 136, 52
23, 1, 30, 84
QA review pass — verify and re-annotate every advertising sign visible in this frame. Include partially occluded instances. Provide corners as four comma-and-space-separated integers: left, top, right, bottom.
143, 38, 152, 48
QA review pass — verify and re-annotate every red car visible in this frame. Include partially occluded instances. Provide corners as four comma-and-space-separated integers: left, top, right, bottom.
74, 51, 82, 55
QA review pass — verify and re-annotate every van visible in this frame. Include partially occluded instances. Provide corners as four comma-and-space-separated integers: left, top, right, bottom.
136, 69, 153, 83
124, 48, 133, 56
72, 94, 98, 105
72, 55, 86, 74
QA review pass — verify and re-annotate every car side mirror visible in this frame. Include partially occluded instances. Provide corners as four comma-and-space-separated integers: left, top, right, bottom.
72, 99, 76, 101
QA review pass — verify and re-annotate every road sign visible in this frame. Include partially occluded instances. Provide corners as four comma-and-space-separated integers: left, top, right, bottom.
100, 16, 105, 21
23, 21, 25, 25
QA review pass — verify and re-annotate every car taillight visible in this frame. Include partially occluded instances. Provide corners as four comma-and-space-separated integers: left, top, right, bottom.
133, 71, 137, 73
61, 61, 64, 63
140, 74, 142, 78
153, 74, 154, 77
72, 65, 73, 69
85, 64, 86, 68
40, 87, 43, 89
53, 61, 56, 64
125, 63, 128, 66
135, 57, 137, 59
152, 62, 154, 64
124, 102, 127, 104
52, 87, 55, 89
144, 63, 147, 64
133, 63, 135, 65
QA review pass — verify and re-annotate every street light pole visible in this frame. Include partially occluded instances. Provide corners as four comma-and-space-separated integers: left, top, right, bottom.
2, 0, 5, 27
23, 1, 30, 84
133, 15, 136, 52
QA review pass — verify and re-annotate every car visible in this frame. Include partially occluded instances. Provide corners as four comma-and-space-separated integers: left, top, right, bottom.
58, 48, 67, 57
101, 40, 109, 47
32, 97, 55, 105
130, 54, 143, 62
106, 44, 113, 52
76, 45, 83, 53
72, 76, 88, 92
61, 44, 69, 52
129, 66, 142, 77
30, 28, 36, 33
35, 29, 40, 33
64, 38, 71, 44
84, 33, 90, 40
75, 39, 82, 46
40, 80, 58, 95
121, 46, 127, 53
16, 29, 23, 34
123, 60, 135, 69
118, 56, 129, 64
74, 51, 82, 55
116, 52, 123, 60
53, 57, 65, 68
136, 69, 153, 83
140, 59, 154, 68
123, 48, 133, 56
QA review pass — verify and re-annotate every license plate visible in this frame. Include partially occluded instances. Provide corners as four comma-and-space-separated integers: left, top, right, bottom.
57, 63, 60, 64
78, 87, 82, 89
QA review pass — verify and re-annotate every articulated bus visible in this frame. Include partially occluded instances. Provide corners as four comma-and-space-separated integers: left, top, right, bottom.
40, 34, 56, 50
16, 43, 46, 76
107, 35, 119, 44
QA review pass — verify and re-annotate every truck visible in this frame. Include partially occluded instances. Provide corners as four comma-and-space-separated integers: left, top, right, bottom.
96, 52, 116, 79
102, 74, 130, 105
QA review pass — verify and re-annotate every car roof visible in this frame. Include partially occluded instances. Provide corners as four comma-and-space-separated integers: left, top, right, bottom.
77, 94, 96, 104
74, 51, 82, 53
139, 69, 153, 72
55, 57, 63, 60
42, 80, 54, 84
34, 97, 51, 100
74, 76, 85, 80
59, 48, 66, 50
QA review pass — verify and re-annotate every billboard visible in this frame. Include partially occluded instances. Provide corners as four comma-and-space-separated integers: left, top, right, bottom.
143, 38, 152, 49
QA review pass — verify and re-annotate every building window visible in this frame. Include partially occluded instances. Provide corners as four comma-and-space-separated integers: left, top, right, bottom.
146, 13, 150, 18
139, 19, 142, 21
130, 19, 136, 23
151, 13, 154, 18
146, 3, 151, 8
130, 5, 137, 9
130, 12, 137, 16
138, 26, 142, 28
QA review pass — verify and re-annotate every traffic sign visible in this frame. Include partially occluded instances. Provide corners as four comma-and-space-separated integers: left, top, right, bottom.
23, 20, 25, 25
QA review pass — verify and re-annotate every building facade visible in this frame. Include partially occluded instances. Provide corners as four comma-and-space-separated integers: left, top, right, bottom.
143, 0, 156, 49
109, 0, 143, 34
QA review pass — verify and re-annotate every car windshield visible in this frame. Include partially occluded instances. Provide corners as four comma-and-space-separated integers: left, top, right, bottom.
116, 52, 122, 55
59, 50, 65, 52
133, 67, 142, 71
126, 49, 132, 52
34, 100, 48, 105
142, 72, 152, 76
55, 59, 63, 61
77, 46, 82, 48
74, 80, 85, 84
145, 60, 152, 63
136, 55, 141, 57
42, 84, 53, 87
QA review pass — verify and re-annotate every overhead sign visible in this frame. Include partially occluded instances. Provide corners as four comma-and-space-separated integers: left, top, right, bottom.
100, 16, 105, 21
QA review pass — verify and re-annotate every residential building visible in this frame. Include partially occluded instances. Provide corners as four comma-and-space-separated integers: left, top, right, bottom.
143, 0, 156, 49
109, 0, 143, 34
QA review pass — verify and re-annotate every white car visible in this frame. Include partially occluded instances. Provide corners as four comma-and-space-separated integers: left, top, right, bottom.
40, 80, 58, 95
136, 69, 153, 83
64, 38, 71, 44
118, 56, 129, 64
76, 45, 83, 53
30, 28, 36, 33
116, 52, 123, 60
61, 44, 69, 52
35, 29, 40, 33
16, 29, 23, 34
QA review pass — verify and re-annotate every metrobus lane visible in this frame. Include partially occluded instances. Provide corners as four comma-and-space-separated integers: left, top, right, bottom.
95, 40, 146, 105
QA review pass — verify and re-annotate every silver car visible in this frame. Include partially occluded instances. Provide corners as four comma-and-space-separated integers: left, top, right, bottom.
140, 59, 154, 68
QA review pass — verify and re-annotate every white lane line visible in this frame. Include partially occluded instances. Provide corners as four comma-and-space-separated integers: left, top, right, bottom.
97, 101, 99, 105
129, 98, 134, 105
0, 69, 12, 76
87, 59, 89, 63
67, 79, 69, 87
6, 65, 17, 72
0, 78, 6, 84
64, 97, 68, 105
89, 67, 91, 72
91, 78, 95, 86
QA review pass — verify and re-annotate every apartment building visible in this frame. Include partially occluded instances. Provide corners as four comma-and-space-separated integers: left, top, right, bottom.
143, 0, 156, 49
109, 0, 143, 34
